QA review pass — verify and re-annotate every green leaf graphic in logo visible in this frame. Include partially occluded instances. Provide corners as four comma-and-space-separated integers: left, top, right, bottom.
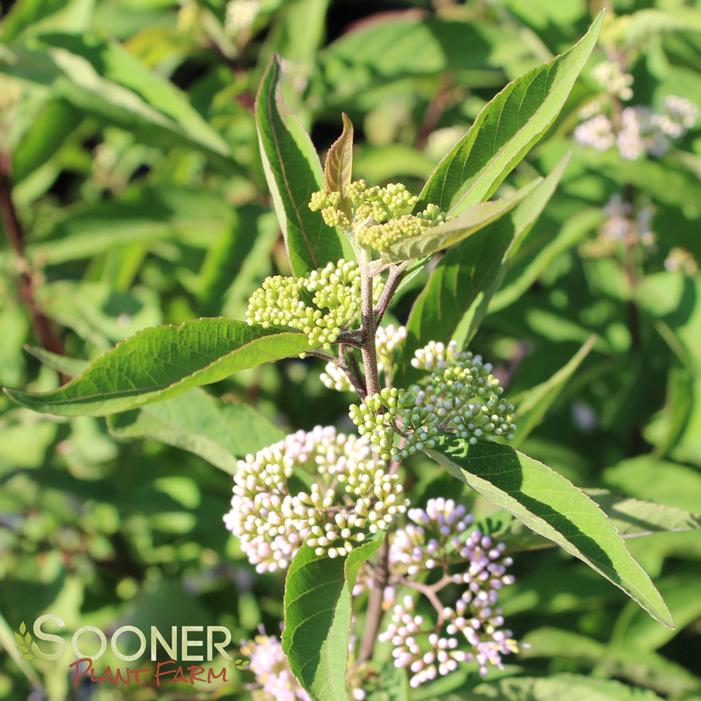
14, 621, 35, 660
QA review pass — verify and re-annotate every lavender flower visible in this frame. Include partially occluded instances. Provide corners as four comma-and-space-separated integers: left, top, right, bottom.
380, 498, 518, 687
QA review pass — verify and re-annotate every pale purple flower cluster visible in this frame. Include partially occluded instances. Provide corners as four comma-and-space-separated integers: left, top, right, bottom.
575, 95, 698, 160
224, 426, 407, 572
380, 498, 518, 687
242, 635, 311, 701
600, 194, 655, 249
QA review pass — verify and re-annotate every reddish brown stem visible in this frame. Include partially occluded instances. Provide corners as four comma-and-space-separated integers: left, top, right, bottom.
0, 152, 66, 374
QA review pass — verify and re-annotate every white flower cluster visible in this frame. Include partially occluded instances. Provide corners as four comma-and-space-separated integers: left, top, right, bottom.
593, 59, 633, 100
320, 324, 407, 393
380, 498, 518, 687
349, 341, 516, 461
224, 426, 407, 572
225, 0, 260, 36
246, 260, 382, 349
241, 634, 310, 701
575, 95, 698, 160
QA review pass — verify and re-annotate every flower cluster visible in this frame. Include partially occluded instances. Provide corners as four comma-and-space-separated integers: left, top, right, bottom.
583, 193, 656, 258
665, 247, 698, 275
349, 341, 516, 461
320, 324, 407, 393
575, 95, 698, 160
593, 59, 633, 100
246, 260, 382, 348
380, 498, 518, 687
225, 0, 260, 36
241, 635, 310, 701
224, 427, 408, 572
309, 180, 447, 253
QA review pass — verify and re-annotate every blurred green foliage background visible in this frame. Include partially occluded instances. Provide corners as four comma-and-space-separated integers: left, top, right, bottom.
1, 0, 701, 699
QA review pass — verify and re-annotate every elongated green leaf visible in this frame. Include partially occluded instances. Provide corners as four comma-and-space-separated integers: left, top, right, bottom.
23, 345, 87, 376
513, 335, 596, 445
428, 439, 673, 627
256, 56, 344, 276
1, 34, 231, 161
615, 569, 701, 651
324, 112, 354, 216
282, 538, 383, 701
475, 491, 701, 553
3, 319, 311, 417
469, 673, 663, 700
490, 207, 604, 312
397, 156, 570, 386
522, 628, 699, 697
109, 388, 284, 473
416, 12, 603, 215
383, 185, 534, 263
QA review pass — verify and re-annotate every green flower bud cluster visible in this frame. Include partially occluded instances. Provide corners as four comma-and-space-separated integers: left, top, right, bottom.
309, 180, 446, 253
349, 341, 516, 460
246, 259, 382, 348
357, 204, 445, 252
224, 427, 408, 572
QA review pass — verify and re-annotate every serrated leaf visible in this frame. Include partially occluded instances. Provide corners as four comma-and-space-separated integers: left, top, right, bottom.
109, 388, 284, 473
396, 155, 570, 386
256, 55, 344, 276
282, 537, 383, 701
416, 12, 603, 215
383, 185, 534, 263
3, 319, 311, 417
427, 439, 673, 628
324, 112, 354, 216
474, 491, 701, 554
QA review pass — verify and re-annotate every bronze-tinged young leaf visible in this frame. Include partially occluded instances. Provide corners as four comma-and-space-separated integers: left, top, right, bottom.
282, 537, 383, 701
3, 319, 311, 417
383, 183, 537, 263
416, 12, 603, 215
427, 439, 673, 628
256, 56, 344, 276
324, 112, 354, 216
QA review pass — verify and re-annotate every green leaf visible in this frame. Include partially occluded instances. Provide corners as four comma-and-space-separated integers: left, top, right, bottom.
416, 12, 603, 215
475, 491, 701, 553
256, 55, 344, 276
282, 537, 383, 701
513, 335, 596, 445
396, 155, 570, 386
1, 34, 231, 162
383, 184, 535, 263
522, 628, 699, 697
3, 319, 311, 417
109, 388, 284, 473
1, 0, 94, 41
490, 207, 604, 312
469, 673, 663, 701
614, 569, 701, 652
324, 112, 354, 217
427, 439, 673, 628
